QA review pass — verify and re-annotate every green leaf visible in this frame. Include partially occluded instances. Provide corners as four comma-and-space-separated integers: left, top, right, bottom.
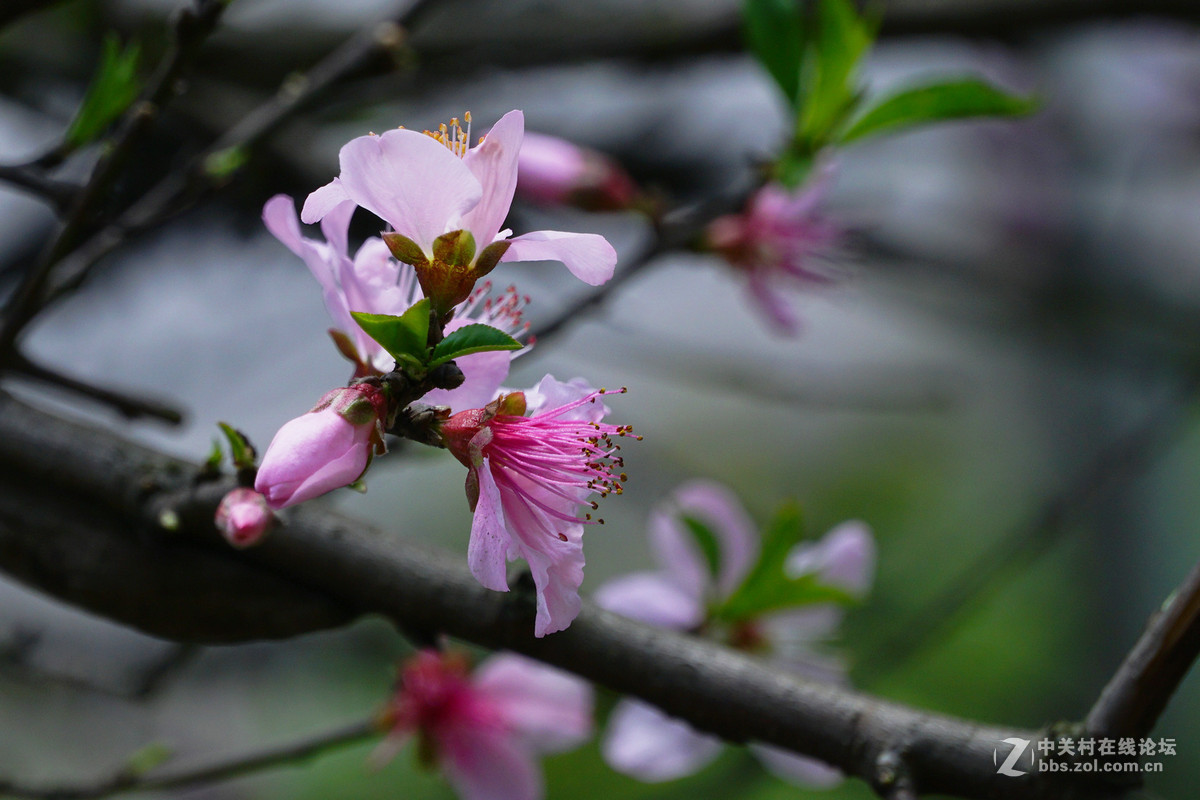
203, 438, 223, 472
713, 502, 857, 621
680, 515, 722, 581
123, 742, 172, 776
796, 0, 875, 148
840, 79, 1038, 144
428, 324, 522, 368
64, 34, 142, 149
203, 145, 248, 180
351, 299, 431, 371
716, 573, 858, 621
742, 0, 806, 108
217, 422, 255, 469
773, 149, 814, 190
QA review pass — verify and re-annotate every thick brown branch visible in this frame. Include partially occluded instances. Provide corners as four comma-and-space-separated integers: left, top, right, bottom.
1086, 558, 1200, 739
0, 390, 1133, 800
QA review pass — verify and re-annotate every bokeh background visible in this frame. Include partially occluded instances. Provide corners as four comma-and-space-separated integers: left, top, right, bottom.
2, 1, 1200, 798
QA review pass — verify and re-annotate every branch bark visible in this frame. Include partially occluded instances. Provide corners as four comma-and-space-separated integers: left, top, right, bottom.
0, 390, 1134, 800
1086, 558, 1200, 739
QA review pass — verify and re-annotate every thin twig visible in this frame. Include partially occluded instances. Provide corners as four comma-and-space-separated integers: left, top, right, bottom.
861, 375, 1198, 675
0, 0, 229, 360
0, 5, 421, 424
530, 194, 744, 346
0, 164, 78, 213
8, 352, 183, 424
1086, 557, 1200, 739
0, 718, 377, 800
128, 644, 199, 700
0, 0, 70, 31
36, 12, 424, 313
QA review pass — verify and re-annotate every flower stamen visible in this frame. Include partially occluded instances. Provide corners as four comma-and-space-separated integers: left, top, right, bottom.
423, 112, 472, 158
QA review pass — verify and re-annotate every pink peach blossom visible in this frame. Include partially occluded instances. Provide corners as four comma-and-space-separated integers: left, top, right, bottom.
441, 376, 634, 637
376, 649, 592, 800
707, 171, 843, 334
301, 110, 617, 289
595, 482, 874, 786
263, 195, 530, 410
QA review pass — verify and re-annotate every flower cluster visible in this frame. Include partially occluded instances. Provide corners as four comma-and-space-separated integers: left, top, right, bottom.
250, 109, 630, 637
263, 196, 532, 409
377, 649, 592, 800
594, 481, 875, 785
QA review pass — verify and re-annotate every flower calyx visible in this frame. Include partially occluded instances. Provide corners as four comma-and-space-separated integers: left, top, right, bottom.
383, 229, 513, 320
316, 381, 390, 453
439, 390, 527, 468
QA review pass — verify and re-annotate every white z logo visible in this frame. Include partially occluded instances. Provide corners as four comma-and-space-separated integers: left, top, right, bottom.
995, 737, 1031, 777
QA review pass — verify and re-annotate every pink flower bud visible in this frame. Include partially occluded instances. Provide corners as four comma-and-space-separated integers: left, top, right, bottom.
517, 132, 637, 211
214, 488, 274, 548
254, 383, 387, 509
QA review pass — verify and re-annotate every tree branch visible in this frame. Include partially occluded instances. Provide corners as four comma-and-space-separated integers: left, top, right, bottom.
0, 718, 376, 799
6, 352, 183, 424
0, 0, 69, 32
530, 195, 742, 345
31, 11, 424, 318
0, 0, 229, 359
0, 6, 422, 424
0, 390, 1137, 800
0, 163, 77, 213
1086, 557, 1200, 739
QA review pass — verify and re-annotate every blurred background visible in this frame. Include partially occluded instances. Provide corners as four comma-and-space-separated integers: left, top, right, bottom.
2, 0, 1200, 798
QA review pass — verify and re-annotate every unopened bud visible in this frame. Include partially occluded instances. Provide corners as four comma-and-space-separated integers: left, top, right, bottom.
215, 488, 275, 548
430, 362, 466, 390
517, 132, 637, 211
254, 383, 388, 509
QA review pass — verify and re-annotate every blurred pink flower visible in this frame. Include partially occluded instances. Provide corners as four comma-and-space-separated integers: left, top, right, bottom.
301, 110, 618, 293
594, 481, 874, 785
214, 488, 274, 548
263, 195, 530, 410
376, 649, 592, 800
254, 383, 387, 509
707, 173, 842, 334
516, 131, 637, 211
441, 376, 635, 637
